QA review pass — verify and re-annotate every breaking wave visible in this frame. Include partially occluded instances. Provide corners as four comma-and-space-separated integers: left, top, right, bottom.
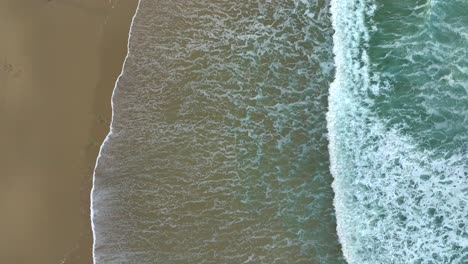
328, 0, 468, 263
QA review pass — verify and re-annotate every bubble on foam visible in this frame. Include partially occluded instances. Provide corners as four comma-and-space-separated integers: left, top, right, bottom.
328, 0, 468, 262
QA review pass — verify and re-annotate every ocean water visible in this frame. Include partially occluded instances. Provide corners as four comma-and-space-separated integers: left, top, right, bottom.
92, 0, 468, 263
91, 0, 344, 263
328, 0, 468, 263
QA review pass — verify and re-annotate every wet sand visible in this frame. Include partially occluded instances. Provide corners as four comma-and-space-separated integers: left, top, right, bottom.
0, 0, 138, 263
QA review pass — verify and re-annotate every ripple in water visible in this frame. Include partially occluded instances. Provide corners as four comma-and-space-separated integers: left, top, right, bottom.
92, 0, 343, 263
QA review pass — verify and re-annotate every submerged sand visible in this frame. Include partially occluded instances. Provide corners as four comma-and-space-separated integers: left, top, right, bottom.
0, 0, 137, 263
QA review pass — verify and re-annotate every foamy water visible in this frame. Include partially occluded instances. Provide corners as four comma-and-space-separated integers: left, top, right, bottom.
91, 0, 343, 263
328, 0, 468, 262
92, 0, 467, 263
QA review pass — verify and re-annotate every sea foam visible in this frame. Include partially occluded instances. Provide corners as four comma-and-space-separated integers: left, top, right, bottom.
328, 0, 468, 263
91, 0, 343, 263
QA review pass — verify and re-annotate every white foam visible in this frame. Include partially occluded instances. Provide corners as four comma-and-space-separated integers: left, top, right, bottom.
90, 0, 142, 263
327, 0, 468, 262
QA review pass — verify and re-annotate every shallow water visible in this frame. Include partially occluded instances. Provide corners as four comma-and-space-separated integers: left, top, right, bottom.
93, 0, 468, 262
92, 0, 344, 263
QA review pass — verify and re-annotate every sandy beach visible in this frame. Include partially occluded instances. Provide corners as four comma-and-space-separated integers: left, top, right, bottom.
0, 0, 137, 263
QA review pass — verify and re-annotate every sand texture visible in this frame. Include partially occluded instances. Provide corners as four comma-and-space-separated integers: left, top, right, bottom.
0, 0, 137, 263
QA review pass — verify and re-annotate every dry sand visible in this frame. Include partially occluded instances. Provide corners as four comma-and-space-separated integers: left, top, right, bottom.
0, 0, 138, 263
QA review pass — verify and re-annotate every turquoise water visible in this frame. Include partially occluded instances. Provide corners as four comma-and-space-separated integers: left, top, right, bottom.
92, 0, 343, 263
92, 0, 468, 263
328, 0, 468, 263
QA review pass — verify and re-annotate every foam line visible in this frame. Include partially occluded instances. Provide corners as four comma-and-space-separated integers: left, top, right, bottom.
90, 1, 142, 263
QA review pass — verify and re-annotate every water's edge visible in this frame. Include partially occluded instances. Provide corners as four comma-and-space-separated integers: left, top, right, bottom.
91, 0, 344, 263
90, 1, 142, 263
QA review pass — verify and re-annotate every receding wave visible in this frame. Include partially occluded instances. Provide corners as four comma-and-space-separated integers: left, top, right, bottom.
328, 0, 468, 263
92, 0, 344, 263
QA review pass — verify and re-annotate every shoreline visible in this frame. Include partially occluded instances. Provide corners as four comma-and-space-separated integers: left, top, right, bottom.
90, 0, 142, 262
0, 1, 138, 263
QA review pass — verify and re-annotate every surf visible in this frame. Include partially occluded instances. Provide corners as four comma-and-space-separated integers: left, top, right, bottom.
91, 0, 343, 263
328, 0, 468, 262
